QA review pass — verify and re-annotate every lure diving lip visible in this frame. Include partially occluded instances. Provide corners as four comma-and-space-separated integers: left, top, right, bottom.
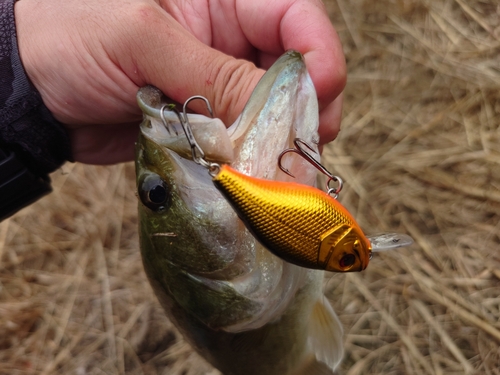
158, 95, 413, 273
368, 233, 414, 251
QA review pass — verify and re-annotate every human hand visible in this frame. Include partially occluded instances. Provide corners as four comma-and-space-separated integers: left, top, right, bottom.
15, 0, 345, 164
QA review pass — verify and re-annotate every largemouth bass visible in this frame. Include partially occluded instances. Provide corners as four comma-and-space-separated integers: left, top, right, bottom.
135, 51, 344, 374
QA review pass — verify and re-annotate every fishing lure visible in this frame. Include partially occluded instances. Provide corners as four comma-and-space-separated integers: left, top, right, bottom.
162, 97, 413, 273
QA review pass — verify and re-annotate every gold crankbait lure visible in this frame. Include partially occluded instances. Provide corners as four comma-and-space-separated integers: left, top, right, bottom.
163, 97, 413, 273
213, 162, 371, 272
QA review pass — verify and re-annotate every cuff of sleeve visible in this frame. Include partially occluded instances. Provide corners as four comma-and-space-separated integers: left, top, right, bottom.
0, 148, 52, 221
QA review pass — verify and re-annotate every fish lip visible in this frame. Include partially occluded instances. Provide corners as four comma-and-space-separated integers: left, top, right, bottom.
136, 52, 308, 167
227, 51, 320, 181
226, 50, 307, 144
137, 49, 318, 182
137, 85, 170, 119
136, 51, 304, 123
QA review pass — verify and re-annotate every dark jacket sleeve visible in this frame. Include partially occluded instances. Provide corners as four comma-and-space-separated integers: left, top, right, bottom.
0, 0, 72, 176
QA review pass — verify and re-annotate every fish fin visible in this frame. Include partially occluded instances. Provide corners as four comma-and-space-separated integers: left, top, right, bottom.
306, 297, 344, 372
292, 354, 338, 375
229, 328, 270, 353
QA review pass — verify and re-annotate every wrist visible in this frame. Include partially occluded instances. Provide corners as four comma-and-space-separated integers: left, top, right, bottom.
0, 0, 72, 220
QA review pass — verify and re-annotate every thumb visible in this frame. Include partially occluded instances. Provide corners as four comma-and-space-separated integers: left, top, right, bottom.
129, 6, 265, 127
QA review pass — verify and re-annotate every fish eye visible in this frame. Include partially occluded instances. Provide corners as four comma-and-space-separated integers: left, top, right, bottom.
149, 184, 167, 204
339, 253, 356, 270
139, 173, 170, 211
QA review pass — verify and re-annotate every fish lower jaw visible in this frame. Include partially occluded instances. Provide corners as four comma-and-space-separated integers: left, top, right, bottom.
188, 258, 308, 333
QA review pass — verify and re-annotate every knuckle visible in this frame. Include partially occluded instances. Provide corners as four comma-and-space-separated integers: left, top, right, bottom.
124, 2, 163, 32
210, 59, 258, 125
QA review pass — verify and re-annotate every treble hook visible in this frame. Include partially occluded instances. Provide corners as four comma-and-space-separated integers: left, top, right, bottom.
183, 95, 214, 119
278, 138, 343, 198
160, 96, 220, 175
159, 103, 179, 136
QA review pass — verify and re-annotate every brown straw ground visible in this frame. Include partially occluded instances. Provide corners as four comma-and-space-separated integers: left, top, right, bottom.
1, 0, 499, 374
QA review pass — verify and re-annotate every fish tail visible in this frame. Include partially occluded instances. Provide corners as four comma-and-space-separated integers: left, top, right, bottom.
294, 297, 344, 375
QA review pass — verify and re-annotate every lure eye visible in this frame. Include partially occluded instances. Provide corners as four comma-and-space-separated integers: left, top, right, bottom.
139, 173, 170, 211
339, 254, 356, 270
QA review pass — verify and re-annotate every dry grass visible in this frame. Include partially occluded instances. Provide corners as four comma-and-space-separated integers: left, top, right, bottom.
1, 0, 499, 373
323, 0, 500, 373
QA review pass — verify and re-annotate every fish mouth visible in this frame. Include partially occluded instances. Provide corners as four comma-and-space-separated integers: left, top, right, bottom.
137, 51, 323, 331
138, 50, 320, 182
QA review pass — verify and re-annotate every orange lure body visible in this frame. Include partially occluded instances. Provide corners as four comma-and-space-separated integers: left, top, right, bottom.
213, 165, 372, 272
